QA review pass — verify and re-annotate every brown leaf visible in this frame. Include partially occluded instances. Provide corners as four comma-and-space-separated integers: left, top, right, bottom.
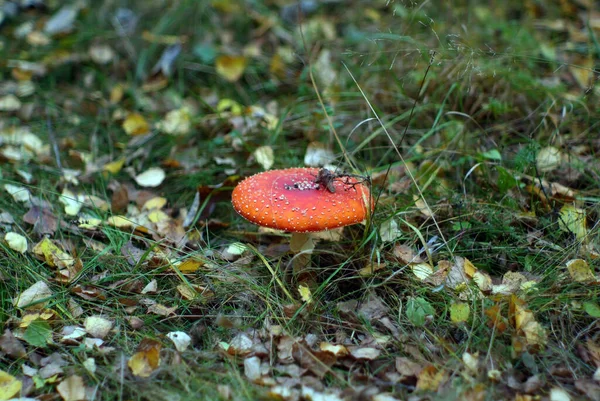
0, 329, 27, 359
292, 342, 336, 379
23, 204, 58, 235
111, 184, 129, 212
395, 356, 423, 378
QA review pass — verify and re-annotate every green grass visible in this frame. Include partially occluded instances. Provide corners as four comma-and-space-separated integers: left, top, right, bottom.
1, 0, 599, 400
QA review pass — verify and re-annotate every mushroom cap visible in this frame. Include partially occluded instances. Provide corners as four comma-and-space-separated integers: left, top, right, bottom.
232, 168, 373, 233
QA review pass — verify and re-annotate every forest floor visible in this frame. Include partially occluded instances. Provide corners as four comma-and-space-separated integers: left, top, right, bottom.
0, 1, 599, 400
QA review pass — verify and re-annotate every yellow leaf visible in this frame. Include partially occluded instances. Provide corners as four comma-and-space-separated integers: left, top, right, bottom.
128, 339, 162, 378
217, 98, 243, 115
175, 258, 204, 273
253, 145, 274, 170
142, 197, 167, 210
566, 259, 596, 283
32, 238, 74, 269
416, 365, 446, 391
0, 370, 21, 401
122, 113, 150, 136
5, 232, 27, 254
559, 204, 587, 242
411, 262, 433, 281
103, 159, 125, 174
148, 210, 169, 223
106, 215, 133, 228
157, 107, 191, 136
298, 284, 312, 304
450, 302, 470, 324
215, 55, 247, 82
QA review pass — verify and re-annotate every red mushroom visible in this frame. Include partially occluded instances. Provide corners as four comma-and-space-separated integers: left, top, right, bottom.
231, 167, 373, 233
232, 168, 373, 276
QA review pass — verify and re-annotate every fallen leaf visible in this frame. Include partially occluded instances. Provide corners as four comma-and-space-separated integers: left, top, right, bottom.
349, 347, 381, 360
411, 262, 433, 281
4, 184, 31, 203
15, 281, 52, 309
135, 167, 166, 187
59, 188, 83, 216
0, 370, 22, 400
380, 218, 402, 243
128, 338, 162, 378
416, 365, 447, 392
406, 296, 435, 327
4, 232, 27, 253
216, 55, 247, 82
103, 159, 125, 174
157, 107, 191, 136
0, 94, 21, 111
298, 284, 312, 304
559, 205, 587, 241
566, 259, 596, 283
244, 356, 262, 382
32, 238, 74, 269
536, 146, 562, 172
304, 142, 335, 167
84, 316, 113, 339
123, 113, 150, 136
147, 303, 177, 316
549, 387, 571, 401
56, 374, 85, 401
44, 5, 78, 35
89, 44, 115, 64
0, 330, 27, 359
253, 145, 274, 170
166, 331, 191, 352
450, 302, 470, 324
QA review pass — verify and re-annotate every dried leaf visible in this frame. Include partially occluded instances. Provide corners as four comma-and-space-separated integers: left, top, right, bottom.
0, 370, 22, 400
56, 375, 85, 401
0, 330, 27, 359
32, 238, 74, 269
15, 281, 52, 309
298, 284, 312, 304
416, 365, 447, 391
253, 145, 274, 170
135, 167, 166, 187
304, 142, 335, 167
536, 146, 562, 172
166, 331, 191, 352
128, 339, 162, 378
216, 55, 247, 82
4, 184, 31, 203
566, 259, 596, 283
123, 113, 150, 136
4, 232, 27, 253
0, 94, 21, 111
84, 316, 113, 339
559, 205, 587, 241
89, 44, 115, 64
157, 107, 191, 136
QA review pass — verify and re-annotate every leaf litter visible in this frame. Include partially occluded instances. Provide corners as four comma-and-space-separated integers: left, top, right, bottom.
0, 1, 599, 401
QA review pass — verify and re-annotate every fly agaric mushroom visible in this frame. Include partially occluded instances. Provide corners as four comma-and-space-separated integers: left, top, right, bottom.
231, 167, 373, 264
